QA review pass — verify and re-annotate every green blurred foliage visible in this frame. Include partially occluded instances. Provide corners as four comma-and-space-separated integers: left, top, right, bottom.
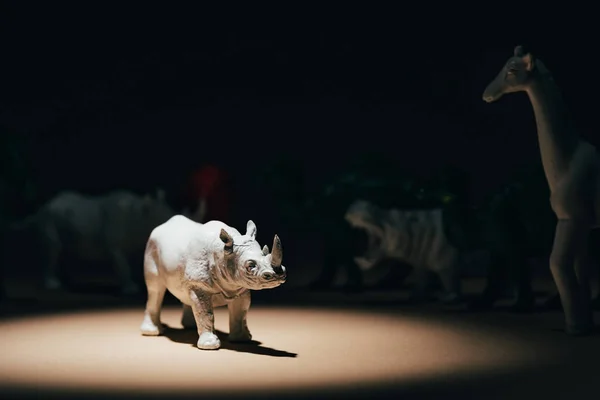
258, 153, 477, 236
258, 153, 554, 257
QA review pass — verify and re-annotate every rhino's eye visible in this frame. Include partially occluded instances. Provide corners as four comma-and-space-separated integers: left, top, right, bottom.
246, 261, 256, 272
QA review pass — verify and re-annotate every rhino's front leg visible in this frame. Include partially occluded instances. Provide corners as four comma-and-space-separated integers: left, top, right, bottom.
189, 289, 221, 350
228, 290, 252, 342
109, 249, 140, 295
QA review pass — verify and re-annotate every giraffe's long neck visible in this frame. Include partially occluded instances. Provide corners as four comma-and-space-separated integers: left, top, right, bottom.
525, 62, 580, 191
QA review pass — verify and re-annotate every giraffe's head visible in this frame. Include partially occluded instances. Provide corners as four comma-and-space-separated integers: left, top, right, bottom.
483, 45, 536, 103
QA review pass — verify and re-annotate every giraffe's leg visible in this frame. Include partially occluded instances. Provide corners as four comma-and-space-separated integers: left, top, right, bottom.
589, 229, 600, 310
549, 219, 593, 336
593, 261, 600, 310
574, 231, 592, 314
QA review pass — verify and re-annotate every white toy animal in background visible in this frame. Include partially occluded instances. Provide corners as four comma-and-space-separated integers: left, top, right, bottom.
140, 216, 287, 350
9, 189, 174, 295
345, 199, 461, 303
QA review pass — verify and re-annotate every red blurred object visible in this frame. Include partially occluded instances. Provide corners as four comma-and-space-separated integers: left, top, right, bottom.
184, 164, 230, 222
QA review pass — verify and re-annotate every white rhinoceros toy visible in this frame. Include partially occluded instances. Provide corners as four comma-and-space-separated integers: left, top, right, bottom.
140, 216, 287, 350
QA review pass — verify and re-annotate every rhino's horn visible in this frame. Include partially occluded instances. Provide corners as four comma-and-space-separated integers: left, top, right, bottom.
220, 229, 234, 255
262, 245, 269, 256
271, 234, 282, 267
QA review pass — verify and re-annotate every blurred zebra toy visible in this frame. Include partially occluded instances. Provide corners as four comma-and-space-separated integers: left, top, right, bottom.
345, 200, 461, 303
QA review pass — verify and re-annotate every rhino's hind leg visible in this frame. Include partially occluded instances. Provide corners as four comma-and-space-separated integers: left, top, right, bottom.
181, 304, 196, 329
228, 290, 252, 342
140, 277, 167, 336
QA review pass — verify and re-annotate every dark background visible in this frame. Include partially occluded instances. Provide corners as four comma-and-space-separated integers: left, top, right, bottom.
1, 4, 598, 238
2, 5, 600, 399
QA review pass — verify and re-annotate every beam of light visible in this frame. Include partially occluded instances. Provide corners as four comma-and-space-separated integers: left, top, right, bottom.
0, 305, 550, 398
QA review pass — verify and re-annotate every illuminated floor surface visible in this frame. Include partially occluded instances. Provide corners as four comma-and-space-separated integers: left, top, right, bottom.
0, 294, 598, 400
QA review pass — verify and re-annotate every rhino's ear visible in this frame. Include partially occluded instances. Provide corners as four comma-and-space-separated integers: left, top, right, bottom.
246, 220, 257, 239
220, 229, 234, 254
262, 245, 269, 256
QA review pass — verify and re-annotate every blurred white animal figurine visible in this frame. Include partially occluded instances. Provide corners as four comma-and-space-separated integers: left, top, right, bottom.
140, 216, 287, 350
10, 189, 174, 295
345, 200, 461, 303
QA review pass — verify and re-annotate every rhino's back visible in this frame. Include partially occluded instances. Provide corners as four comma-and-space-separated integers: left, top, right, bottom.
101, 191, 157, 250
150, 215, 204, 269
46, 190, 142, 234
200, 220, 241, 238
43, 190, 164, 258
45, 192, 104, 237
150, 217, 241, 274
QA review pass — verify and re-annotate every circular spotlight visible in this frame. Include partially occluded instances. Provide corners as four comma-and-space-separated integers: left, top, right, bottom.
0, 306, 545, 397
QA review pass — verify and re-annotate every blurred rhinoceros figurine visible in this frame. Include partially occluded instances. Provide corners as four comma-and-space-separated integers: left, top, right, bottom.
140, 216, 287, 350
10, 189, 174, 295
